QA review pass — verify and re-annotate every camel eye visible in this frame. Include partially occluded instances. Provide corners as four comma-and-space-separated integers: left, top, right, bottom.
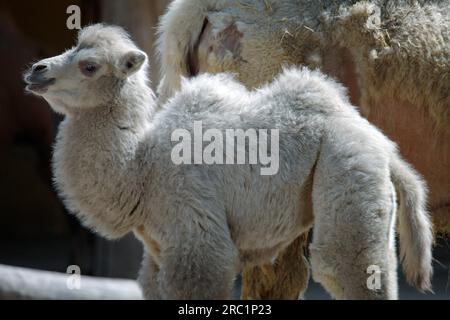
79, 61, 100, 77
86, 64, 97, 73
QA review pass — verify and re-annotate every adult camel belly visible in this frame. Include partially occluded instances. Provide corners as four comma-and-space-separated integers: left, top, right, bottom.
367, 97, 450, 232
322, 46, 450, 234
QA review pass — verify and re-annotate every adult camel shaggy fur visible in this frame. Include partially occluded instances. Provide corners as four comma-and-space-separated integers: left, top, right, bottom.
24, 24, 433, 299
156, 0, 449, 299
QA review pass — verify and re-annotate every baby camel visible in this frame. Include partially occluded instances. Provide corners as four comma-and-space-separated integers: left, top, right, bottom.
25, 24, 432, 299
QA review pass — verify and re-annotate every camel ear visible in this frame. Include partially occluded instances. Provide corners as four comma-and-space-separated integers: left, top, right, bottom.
189, 13, 244, 76
118, 50, 147, 78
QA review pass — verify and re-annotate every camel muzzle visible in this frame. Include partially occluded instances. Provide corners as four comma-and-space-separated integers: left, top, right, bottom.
24, 69, 56, 94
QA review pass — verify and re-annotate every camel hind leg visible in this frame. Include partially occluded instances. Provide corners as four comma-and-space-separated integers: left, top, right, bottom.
309, 236, 398, 299
309, 150, 399, 299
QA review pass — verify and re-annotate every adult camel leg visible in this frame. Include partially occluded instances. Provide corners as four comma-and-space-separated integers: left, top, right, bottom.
241, 233, 310, 300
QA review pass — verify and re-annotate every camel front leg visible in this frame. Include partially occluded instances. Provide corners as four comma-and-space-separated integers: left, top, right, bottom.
138, 251, 162, 299
158, 211, 239, 300
134, 226, 163, 299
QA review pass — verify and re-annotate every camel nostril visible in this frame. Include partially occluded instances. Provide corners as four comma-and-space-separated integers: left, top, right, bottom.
33, 64, 47, 73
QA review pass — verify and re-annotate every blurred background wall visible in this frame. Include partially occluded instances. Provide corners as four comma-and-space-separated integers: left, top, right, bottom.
0, 0, 169, 279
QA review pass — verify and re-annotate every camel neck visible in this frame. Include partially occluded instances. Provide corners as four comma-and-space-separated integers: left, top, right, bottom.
52, 79, 157, 237
62, 79, 155, 175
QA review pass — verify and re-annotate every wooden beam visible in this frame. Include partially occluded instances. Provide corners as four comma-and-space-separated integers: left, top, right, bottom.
0, 264, 143, 300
